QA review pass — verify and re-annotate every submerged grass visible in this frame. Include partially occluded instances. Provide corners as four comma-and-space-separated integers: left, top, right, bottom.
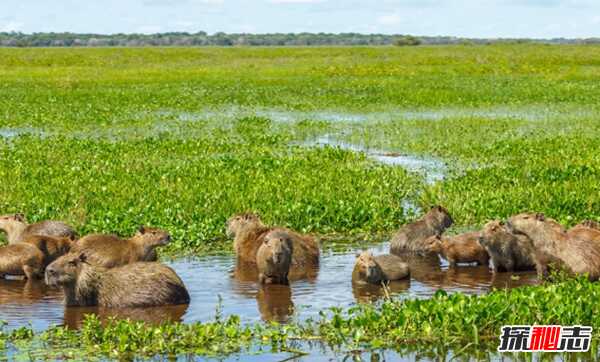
2, 277, 600, 360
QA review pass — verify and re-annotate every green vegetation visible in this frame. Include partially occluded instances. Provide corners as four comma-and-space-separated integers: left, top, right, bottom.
3, 277, 600, 360
2, 45, 600, 358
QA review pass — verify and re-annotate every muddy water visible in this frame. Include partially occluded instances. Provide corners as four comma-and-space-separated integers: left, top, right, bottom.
0, 242, 537, 331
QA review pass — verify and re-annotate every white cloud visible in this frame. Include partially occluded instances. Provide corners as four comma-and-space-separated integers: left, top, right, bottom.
377, 13, 401, 26
0, 20, 24, 32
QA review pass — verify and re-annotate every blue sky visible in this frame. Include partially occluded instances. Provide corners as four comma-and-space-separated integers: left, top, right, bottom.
1, 0, 599, 38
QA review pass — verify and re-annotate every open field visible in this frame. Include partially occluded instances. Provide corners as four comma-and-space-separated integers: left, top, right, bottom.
2, 45, 600, 359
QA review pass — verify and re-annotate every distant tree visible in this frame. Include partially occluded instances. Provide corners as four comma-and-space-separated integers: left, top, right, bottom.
394, 35, 421, 46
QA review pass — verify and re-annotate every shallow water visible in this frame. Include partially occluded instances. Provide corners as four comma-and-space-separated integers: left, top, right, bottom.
300, 135, 447, 185
0, 242, 537, 332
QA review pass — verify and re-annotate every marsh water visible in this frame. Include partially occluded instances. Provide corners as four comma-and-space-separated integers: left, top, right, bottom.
0, 241, 538, 332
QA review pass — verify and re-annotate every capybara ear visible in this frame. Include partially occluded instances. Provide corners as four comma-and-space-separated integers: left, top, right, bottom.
14, 213, 25, 222
499, 220, 505, 226
535, 213, 545, 221
355, 252, 361, 259
68, 234, 77, 242
138, 225, 146, 234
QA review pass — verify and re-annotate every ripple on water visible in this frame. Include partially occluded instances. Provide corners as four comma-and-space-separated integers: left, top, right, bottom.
0, 242, 538, 331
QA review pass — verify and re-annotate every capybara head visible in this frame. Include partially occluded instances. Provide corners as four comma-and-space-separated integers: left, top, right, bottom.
0, 213, 26, 229
45, 253, 88, 287
507, 212, 564, 238
263, 231, 293, 266
354, 251, 384, 284
419, 235, 443, 254
480, 220, 506, 248
427, 205, 453, 230
226, 212, 262, 238
132, 226, 171, 247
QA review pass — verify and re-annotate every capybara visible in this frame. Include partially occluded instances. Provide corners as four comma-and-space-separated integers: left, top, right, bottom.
257, 230, 293, 285
479, 220, 536, 272
45, 253, 190, 307
71, 226, 170, 268
0, 213, 77, 244
427, 232, 490, 267
0, 242, 44, 279
226, 212, 320, 268
390, 205, 453, 255
352, 251, 410, 284
507, 212, 600, 280
22, 234, 76, 267
567, 220, 600, 244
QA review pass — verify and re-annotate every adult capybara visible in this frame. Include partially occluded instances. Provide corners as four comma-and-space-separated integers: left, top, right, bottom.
0, 213, 77, 244
507, 212, 600, 280
22, 235, 76, 267
427, 232, 489, 267
0, 243, 44, 279
568, 220, 600, 244
352, 251, 410, 284
257, 230, 293, 285
226, 213, 320, 268
71, 226, 170, 268
45, 253, 190, 307
479, 220, 536, 272
390, 205, 453, 255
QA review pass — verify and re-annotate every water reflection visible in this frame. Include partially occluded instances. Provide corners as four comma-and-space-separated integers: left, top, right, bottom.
0, 242, 539, 332
63, 304, 189, 329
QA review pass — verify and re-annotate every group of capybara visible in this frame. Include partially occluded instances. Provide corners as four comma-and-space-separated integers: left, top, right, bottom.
2, 207, 600, 310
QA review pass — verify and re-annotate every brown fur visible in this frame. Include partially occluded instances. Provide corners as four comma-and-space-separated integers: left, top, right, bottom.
71, 226, 170, 268
507, 212, 600, 280
257, 230, 293, 285
45, 253, 190, 307
480, 220, 536, 272
0, 213, 77, 244
227, 213, 320, 268
0, 242, 44, 279
568, 220, 600, 243
352, 251, 410, 284
22, 235, 76, 267
390, 205, 453, 255
428, 232, 489, 267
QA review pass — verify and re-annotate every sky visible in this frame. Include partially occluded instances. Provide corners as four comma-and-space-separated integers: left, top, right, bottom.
1, 0, 600, 38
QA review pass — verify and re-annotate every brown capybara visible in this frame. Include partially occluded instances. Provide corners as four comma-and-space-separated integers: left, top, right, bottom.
390, 205, 453, 255
71, 226, 170, 268
0, 213, 77, 244
45, 253, 190, 307
257, 230, 293, 285
427, 232, 490, 267
479, 220, 536, 272
0, 242, 44, 279
567, 220, 600, 244
226, 213, 320, 268
507, 212, 600, 280
352, 251, 410, 284
22, 234, 76, 267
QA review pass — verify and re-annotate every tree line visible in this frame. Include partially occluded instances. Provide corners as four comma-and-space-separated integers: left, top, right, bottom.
1, 31, 599, 47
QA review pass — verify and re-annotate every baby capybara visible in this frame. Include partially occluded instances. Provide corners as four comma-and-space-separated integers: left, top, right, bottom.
426, 232, 489, 267
45, 253, 190, 307
352, 251, 410, 284
390, 205, 453, 255
0, 213, 77, 244
507, 212, 600, 280
226, 213, 320, 267
22, 234, 76, 267
257, 230, 293, 285
0, 242, 44, 279
479, 220, 536, 272
71, 226, 170, 268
